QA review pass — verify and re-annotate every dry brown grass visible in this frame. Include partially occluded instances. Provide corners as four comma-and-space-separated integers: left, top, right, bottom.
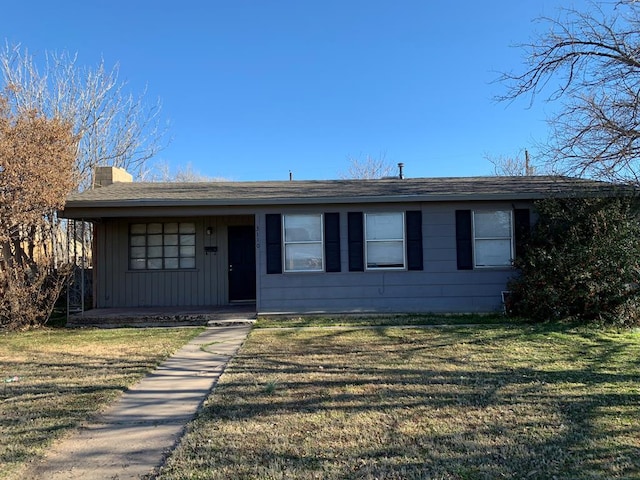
0, 327, 202, 479
156, 324, 640, 480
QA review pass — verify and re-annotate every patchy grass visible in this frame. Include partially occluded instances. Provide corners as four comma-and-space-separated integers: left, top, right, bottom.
255, 313, 513, 328
0, 327, 203, 479
156, 324, 640, 480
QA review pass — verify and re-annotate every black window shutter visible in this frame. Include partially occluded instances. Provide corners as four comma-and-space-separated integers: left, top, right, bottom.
455, 210, 473, 270
406, 210, 423, 271
265, 214, 282, 274
514, 208, 531, 260
324, 212, 341, 272
348, 212, 364, 271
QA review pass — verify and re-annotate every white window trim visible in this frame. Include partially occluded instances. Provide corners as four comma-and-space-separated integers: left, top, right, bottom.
472, 210, 514, 268
364, 212, 406, 270
282, 213, 325, 273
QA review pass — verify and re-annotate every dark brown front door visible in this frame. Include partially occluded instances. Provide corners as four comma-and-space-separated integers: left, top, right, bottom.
228, 226, 256, 302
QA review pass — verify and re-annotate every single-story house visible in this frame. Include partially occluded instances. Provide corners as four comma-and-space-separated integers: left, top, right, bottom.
59, 166, 619, 315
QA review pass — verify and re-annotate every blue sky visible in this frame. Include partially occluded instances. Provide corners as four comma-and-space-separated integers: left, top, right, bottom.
1, 1, 587, 181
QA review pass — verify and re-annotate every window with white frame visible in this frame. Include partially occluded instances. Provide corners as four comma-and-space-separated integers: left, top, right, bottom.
283, 214, 323, 272
365, 212, 405, 269
130, 222, 196, 270
473, 211, 513, 267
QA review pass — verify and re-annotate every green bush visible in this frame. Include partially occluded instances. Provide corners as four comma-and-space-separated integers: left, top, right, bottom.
508, 196, 640, 326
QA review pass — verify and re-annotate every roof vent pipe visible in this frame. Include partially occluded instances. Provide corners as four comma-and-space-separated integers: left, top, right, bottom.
398, 162, 405, 179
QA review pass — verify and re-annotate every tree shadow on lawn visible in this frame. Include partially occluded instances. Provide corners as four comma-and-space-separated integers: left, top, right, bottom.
182, 325, 640, 480
0, 352, 160, 472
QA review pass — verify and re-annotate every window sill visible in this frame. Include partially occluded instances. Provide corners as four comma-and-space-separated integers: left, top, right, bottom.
283, 270, 325, 274
365, 267, 406, 271
473, 265, 515, 271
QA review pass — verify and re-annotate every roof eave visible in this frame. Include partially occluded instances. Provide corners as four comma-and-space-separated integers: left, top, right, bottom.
81, 192, 562, 207
59, 192, 558, 219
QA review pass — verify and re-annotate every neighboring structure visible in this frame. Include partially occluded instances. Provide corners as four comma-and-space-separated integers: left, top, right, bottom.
59, 167, 619, 314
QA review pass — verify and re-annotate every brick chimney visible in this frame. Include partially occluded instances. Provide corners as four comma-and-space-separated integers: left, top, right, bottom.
94, 166, 133, 187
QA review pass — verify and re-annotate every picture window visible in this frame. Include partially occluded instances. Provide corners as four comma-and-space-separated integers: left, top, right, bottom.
129, 222, 196, 270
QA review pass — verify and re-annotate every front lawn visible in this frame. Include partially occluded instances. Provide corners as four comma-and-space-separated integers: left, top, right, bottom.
156, 324, 640, 480
0, 327, 203, 479
254, 313, 511, 328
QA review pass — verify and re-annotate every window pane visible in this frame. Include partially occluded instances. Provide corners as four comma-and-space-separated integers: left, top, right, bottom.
130, 235, 146, 247
165, 223, 179, 234
366, 213, 403, 240
129, 222, 198, 271
164, 234, 178, 245
148, 223, 163, 234
148, 234, 163, 246
164, 258, 179, 269
180, 257, 196, 269
475, 211, 511, 238
130, 224, 146, 234
284, 215, 322, 242
147, 258, 163, 269
284, 243, 323, 271
179, 223, 196, 234
130, 258, 146, 270
367, 241, 404, 268
475, 239, 512, 267
180, 234, 195, 246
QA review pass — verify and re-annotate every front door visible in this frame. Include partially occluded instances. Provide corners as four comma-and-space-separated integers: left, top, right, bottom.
228, 226, 256, 302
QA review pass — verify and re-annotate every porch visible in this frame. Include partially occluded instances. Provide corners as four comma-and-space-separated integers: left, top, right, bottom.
66, 304, 257, 328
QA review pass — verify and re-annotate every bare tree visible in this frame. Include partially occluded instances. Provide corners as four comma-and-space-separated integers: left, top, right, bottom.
339, 154, 396, 179
141, 161, 228, 182
486, 150, 538, 176
499, 1, 640, 184
0, 44, 166, 190
0, 92, 77, 328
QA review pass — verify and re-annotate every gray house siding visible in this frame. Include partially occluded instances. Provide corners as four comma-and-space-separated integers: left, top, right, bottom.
91, 200, 528, 312
255, 201, 527, 313
95, 215, 254, 308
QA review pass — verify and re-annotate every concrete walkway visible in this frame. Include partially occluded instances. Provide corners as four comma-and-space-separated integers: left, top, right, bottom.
24, 323, 253, 480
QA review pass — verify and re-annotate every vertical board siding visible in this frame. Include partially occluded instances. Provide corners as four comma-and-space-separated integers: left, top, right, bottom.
98, 215, 254, 308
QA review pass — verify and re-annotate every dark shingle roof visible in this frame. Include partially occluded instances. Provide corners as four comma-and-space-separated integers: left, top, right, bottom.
63, 176, 625, 211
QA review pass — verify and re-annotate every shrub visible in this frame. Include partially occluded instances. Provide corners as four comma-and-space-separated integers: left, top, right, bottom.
0, 92, 76, 330
508, 196, 640, 326
0, 262, 72, 330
